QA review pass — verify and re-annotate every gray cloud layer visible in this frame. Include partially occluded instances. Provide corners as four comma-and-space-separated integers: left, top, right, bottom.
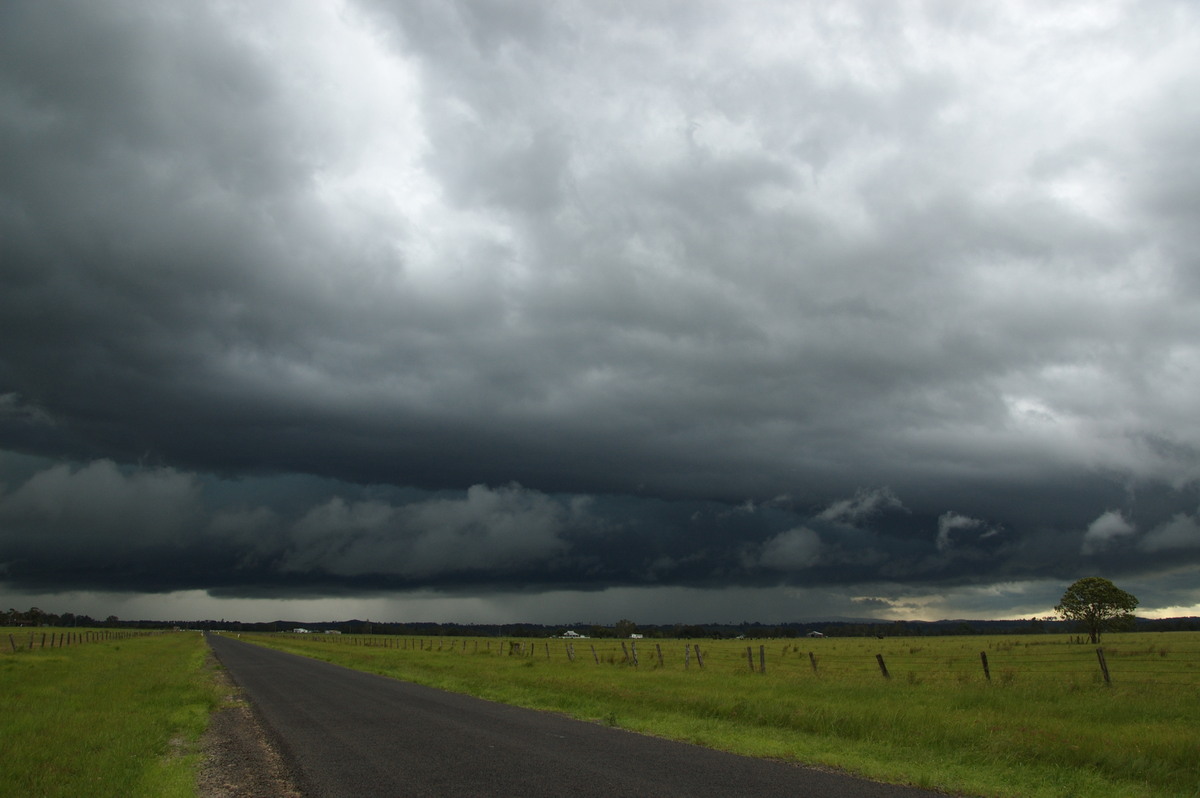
1, 1, 1198, 619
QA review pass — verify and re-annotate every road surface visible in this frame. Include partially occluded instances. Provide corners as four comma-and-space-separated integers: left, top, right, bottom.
207, 634, 955, 798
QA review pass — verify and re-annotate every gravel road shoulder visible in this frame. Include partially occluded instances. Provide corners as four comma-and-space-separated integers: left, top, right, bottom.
196, 654, 305, 798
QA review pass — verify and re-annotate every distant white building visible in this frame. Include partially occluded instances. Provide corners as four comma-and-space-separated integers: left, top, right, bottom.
292, 628, 312, 633
807, 631, 826, 638
559, 630, 587, 638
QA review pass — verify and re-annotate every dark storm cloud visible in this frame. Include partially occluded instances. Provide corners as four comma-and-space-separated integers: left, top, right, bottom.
2, 1, 1199, 618
2, 454, 1196, 614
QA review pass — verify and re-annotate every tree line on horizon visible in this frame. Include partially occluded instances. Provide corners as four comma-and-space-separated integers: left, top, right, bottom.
2, 606, 119, 628
6, 606, 1198, 637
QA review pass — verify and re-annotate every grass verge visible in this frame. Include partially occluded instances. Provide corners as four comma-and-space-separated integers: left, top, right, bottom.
0, 630, 220, 798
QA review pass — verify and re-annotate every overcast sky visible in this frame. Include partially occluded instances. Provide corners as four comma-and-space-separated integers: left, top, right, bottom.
2, 0, 1199, 625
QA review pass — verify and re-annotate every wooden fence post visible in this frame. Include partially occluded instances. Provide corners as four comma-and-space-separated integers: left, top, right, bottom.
684, 644, 691, 669
809, 651, 818, 674
759, 645, 766, 674
8, 634, 15, 653
1096, 648, 1111, 685
980, 651, 991, 681
631, 640, 639, 667
621, 641, 630, 663
694, 644, 704, 669
591, 644, 599, 664
746, 646, 754, 672
876, 653, 890, 679
656, 643, 664, 667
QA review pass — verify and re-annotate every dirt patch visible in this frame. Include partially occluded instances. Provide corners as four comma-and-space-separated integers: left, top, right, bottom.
197, 656, 305, 798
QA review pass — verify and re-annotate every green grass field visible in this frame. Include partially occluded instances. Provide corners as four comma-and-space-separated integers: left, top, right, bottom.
241, 631, 1200, 798
0, 629, 220, 798
3, 627, 1195, 797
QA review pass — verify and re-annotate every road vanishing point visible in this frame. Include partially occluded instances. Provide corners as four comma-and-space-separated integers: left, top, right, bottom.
208, 634, 955, 798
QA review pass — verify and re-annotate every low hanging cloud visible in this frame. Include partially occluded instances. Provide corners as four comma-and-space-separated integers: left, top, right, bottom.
281, 484, 577, 578
756, 527, 822, 571
1139, 512, 1200, 553
1082, 510, 1136, 555
935, 512, 1000, 553
0, 393, 54, 427
815, 488, 906, 527
0, 460, 201, 555
0, 453, 1196, 617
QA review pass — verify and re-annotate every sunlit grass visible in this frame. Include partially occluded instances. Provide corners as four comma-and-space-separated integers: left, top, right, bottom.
242, 631, 1200, 798
0, 630, 220, 798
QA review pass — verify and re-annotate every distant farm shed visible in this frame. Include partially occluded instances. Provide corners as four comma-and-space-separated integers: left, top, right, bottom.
807, 631, 826, 638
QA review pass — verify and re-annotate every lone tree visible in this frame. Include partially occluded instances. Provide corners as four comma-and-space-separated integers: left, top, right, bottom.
1055, 577, 1139, 644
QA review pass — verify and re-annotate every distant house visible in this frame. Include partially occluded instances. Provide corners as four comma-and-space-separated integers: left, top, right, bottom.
629, 633, 643, 639
292, 628, 312, 633
559, 630, 587, 639
807, 631, 826, 638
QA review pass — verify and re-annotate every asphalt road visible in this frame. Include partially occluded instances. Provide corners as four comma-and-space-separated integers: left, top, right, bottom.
207, 634, 954, 798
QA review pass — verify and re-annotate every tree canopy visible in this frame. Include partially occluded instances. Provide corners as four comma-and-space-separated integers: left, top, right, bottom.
1054, 577, 1139, 644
